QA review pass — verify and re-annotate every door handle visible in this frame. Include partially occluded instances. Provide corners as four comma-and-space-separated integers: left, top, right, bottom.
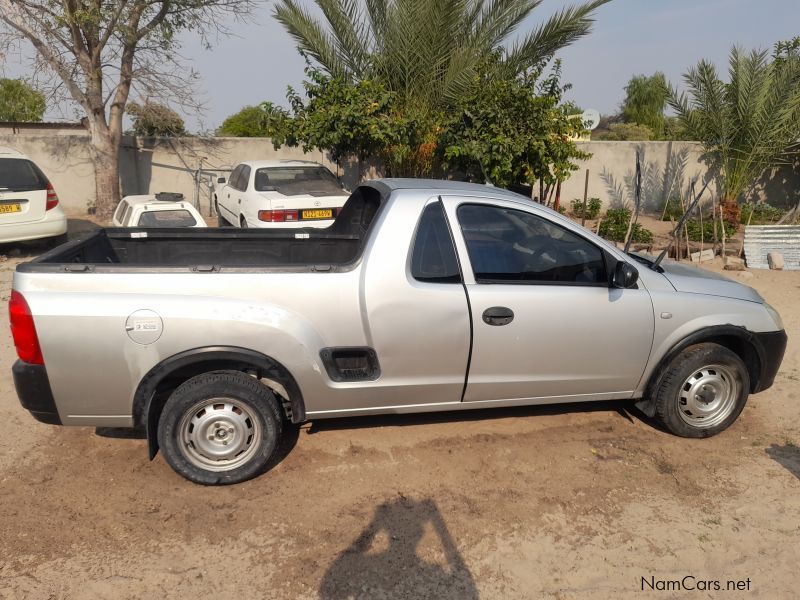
482, 306, 514, 326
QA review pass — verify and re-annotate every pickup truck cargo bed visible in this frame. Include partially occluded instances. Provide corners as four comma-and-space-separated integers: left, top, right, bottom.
23, 185, 381, 271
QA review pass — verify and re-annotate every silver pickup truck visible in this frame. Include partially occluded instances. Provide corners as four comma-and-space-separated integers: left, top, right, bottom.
10, 179, 787, 484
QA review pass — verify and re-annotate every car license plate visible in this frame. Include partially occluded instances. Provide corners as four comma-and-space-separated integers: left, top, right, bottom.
0, 203, 21, 214
301, 209, 333, 220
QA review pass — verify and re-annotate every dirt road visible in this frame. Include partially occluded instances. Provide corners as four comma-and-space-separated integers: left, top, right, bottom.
0, 238, 798, 599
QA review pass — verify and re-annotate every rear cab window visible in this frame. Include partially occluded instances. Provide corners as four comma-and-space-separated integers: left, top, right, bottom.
0, 159, 49, 192
411, 201, 462, 283
137, 210, 197, 227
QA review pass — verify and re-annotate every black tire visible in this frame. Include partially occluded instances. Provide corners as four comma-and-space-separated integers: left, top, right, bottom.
157, 370, 283, 485
240, 215, 248, 228
652, 343, 750, 438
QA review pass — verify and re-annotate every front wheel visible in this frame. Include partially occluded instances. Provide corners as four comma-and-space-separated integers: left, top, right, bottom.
157, 370, 283, 485
652, 343, 750, 438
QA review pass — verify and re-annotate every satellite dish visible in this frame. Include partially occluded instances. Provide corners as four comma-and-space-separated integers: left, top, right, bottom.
581, 109, 600, 131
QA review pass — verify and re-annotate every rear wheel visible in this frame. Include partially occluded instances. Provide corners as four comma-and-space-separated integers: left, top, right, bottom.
157, 370, 283, 485
240, 215, 248, 228
652, 343, 750, 438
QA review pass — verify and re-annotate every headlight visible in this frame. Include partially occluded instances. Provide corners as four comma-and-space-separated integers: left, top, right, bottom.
764, 302, 784, 330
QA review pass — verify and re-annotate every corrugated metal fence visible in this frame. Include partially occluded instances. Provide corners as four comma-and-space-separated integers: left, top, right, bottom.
743, 225, 800, 270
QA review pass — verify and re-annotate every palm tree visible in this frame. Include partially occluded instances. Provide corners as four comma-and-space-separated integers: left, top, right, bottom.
670, 43, 800, 222
274, 0, 610, 115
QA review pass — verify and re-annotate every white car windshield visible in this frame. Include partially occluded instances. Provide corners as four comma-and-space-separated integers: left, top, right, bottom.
253, 166, 342, 196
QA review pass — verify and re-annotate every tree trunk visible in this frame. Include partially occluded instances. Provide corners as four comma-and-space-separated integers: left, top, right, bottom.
720, 198, 741, 226
88, 124, 121, 220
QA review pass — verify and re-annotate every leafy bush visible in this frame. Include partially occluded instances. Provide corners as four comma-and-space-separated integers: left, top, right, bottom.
683, 220, 738, 242
660, 197, 684, 221
599, 208, 654, 243
740, 202, 784, 224
570, 197, 601, 219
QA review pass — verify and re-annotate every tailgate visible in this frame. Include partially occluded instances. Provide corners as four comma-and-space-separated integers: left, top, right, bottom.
0, 158, 49, 224
0, 189, 47, 224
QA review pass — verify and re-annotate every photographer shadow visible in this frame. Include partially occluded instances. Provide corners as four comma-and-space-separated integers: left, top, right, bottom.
319, 497, 478, 600
766, 443, 800, 480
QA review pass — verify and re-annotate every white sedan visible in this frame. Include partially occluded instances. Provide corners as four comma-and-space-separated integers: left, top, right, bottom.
214, 160, 349, 228
0, 147, 67, 245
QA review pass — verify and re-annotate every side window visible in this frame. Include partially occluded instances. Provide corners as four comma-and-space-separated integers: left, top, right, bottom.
229, 165, 243, 190
122, 205, 133, 226
114, 200, 129, 223
456, 204, 607, 285
239, 165, 251, 191
411, 201, 461, 284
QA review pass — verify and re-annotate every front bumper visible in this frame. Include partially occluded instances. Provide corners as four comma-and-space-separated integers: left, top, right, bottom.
752, 330, 788, 393
12, 360, 61, 425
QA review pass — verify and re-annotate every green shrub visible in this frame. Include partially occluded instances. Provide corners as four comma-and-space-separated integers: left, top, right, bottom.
683, 220, 737, 242
599, 208, 654, 243
660, 197, 684, 221
570, 197, 602, 219
740, 202, 784, 224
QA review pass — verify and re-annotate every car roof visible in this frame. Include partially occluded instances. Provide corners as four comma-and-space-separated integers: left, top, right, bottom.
0, 147, 27, 159
365, 178, 530, 202
236, 159, 331, 170
121, 194, 196, 209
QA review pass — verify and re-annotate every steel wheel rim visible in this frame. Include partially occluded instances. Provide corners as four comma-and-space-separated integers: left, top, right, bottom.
677, 364, 740, 428
178, 398, 262, 471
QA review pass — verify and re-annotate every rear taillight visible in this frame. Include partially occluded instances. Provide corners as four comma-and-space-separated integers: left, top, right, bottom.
258, 209, 298, 222
45, 182, 59, 211
9, 290, 44, 365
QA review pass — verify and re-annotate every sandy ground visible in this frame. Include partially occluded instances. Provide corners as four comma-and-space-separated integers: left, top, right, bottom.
0, 217, 798, 599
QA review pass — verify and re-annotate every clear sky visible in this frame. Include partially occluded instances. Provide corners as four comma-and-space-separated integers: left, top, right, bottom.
6, 0, 800, 131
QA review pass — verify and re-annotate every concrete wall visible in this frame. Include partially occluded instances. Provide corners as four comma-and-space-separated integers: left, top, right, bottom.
0, 131, 340, 215
560, 141, 799, 212
1, 131, 797, 216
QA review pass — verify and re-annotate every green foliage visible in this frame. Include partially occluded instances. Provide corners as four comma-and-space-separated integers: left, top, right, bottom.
126, 101, 186, 137
740, 202, 785, 224
660, 197, 685, 221
0, 78, 45, 122
570, 197, 601, 219
684, 219, 737, 242
670, 42, 800, 204
272, 67, 407, 174
621, 72, 669, 137
441, 60, 589, 187
218, 106, 270, 137
274, 0, 610, 119
593, 122, 653, 141
598, 208, 654, 243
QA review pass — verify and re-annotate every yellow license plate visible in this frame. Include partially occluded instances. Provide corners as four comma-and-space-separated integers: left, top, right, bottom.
302, 209, 333, 220
0, 203, 21, 214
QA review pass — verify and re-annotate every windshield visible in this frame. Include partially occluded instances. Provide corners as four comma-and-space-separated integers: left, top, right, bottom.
253, 166, 343, 196
0, 159, 49, 192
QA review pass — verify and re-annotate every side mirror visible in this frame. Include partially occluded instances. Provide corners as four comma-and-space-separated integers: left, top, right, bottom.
217, 177, 226, 184
612, 261, 639, 289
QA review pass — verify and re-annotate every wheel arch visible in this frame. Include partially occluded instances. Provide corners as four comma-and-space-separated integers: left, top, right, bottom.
636, 325, 763, 417
133, 346, 306, 459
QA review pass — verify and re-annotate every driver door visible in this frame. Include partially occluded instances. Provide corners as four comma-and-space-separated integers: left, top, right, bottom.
441, 196, 655, 404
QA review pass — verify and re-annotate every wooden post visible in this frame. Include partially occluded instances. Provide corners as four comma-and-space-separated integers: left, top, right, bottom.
581, 169, 590, 226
